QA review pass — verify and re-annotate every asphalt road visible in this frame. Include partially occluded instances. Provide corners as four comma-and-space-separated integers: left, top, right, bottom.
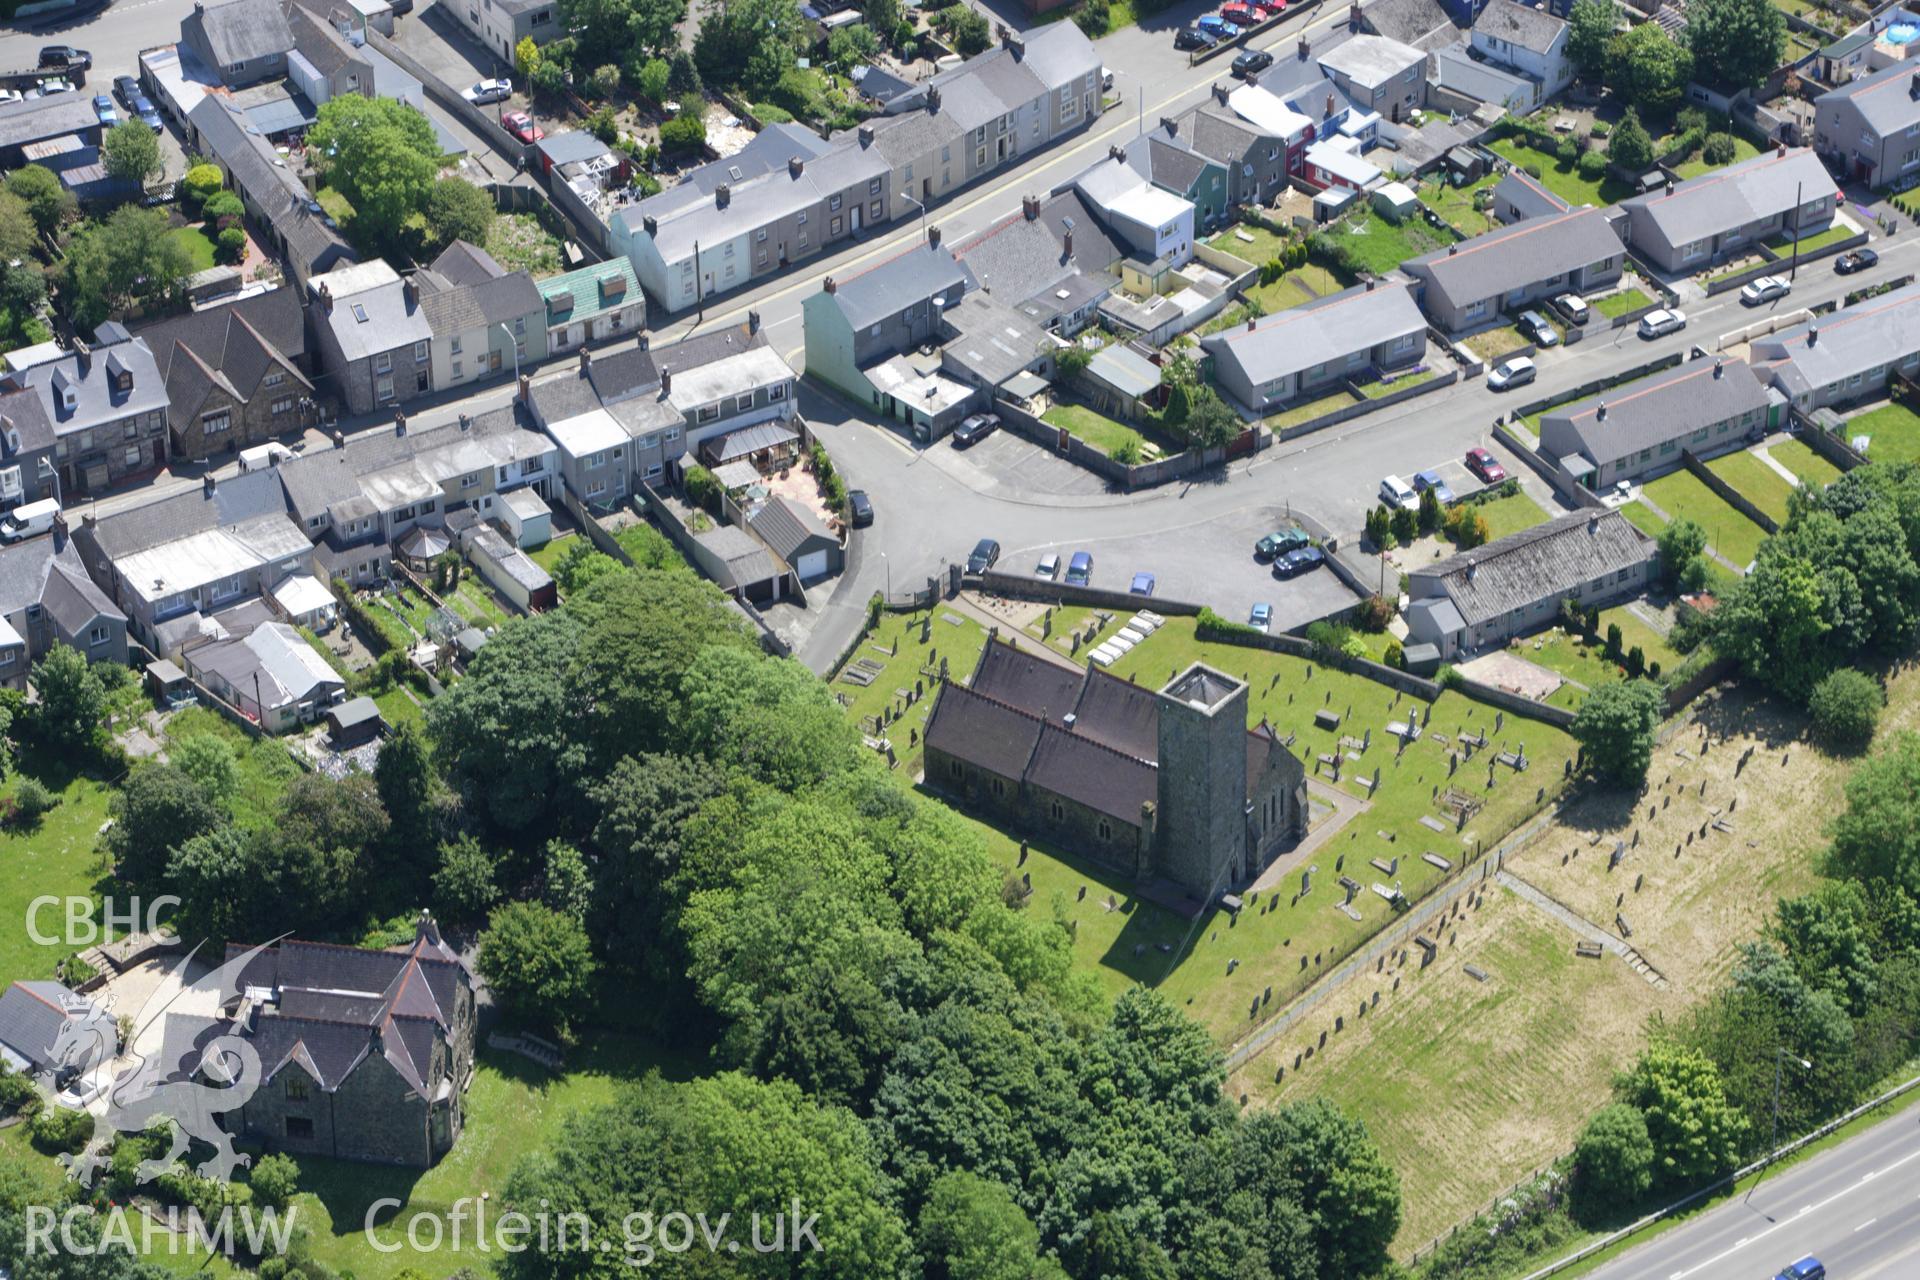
1583, 1102, 1920, 1280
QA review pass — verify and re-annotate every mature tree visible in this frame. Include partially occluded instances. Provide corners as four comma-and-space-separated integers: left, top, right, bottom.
1573, 1103, 1654, 1214
680, 645, 861, 790
1809, 668, 1883, 754
250, 773, 387, 932
107, 765, 224, 890
634, 56, 671, 104
920, 1171, 1068, 1280
1712, 551, 1833, 696
478, 900, 597, 1035
827, 21, 881, 67
246, 1152, 300, 1210
1687, 0, 1785, 89
374, 719, 439, 889
1830, 731, 1920, 894
1567, 0, 1618, 80
1572, 678, 1664, 788
164, 827, 256, 945
102, 121, 164, 187
307, 96, 440, 255
694, 0, 806, 95
29, 644, 106, 752
425, 178, 495, 254
1181, 387, 1243, 450
434, 834, 501, 924
1616, 1044, 1748, 1187
168, 734, 239, 809
552, 539, 623, 593
1607, 23, 1692, 116
626, 0, 685, 55
541, 839, 593, 922
1770, 881, 1881, 1016
514, 34, 542, 82
62, 205, 192, 329
942, 4, 990, 55
589, 750, 735, 981
1655, 513, 1710, 591
7, 164, 73, 237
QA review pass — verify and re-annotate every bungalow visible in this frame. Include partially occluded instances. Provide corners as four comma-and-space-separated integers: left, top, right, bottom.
1200, 281, 1427, 414
1750, 279, 1920, 411
1537, 357, 1779, 491
1403, 206, 1625, 333
181, 618, 344, 732
1617, 147, 1837, 274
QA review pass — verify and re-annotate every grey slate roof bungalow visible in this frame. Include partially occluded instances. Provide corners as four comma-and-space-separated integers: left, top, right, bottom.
1201, 280, 1426, 414
1618, 147, 1838, 273
1405, 509, 1656, 657
1403, 206, 1625, 333
181, 0, 296, 88
1491, 170, 1570, 224
0, 981, 100, 1077
1751, 279, 1920, 411
1538, 357, 1779, 490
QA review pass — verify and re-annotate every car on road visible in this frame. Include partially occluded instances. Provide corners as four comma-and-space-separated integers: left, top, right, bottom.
501, 110, 543, 143
464, 77, 512, 105
90, 94, 115, 127
1066, 551, 1094, 586
33, 78, 73, 96
38, 46, 90, 71
1255, 527, 1310, 559
1773, 1258, 1824, 1280
1379, 474, 1418, 511
1516, 309, 1559, 347
952, 413, 999, 446
1638, 307, 1687, 339
966, 538, 1000, 574
1249, 602, 1272, 632
1220, 2, 1260, 25
1175, 25, 1219, 49
1231, 48, 1273, 77
1836, 247, 1879, 274
131, 93, 162, 132
112, 74, 139, 105
1196, 14, 1242, 37
848, 489, 872, 526
1276, 546, 1325, 577
1035, 553, 1060, 580
1130, 572, 1156, 596
1487, 355, 1536, 392
1412, 470, 1455, 504
1741, 275, 1791, 306
1465, 447, 1507, 483
1549, 293, 1590, 326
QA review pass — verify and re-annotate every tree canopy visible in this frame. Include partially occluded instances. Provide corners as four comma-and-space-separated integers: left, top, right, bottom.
1571, 679, 1665, 788
1607, 23, 1693, 115
1687, 0, 1786, 90
308, 96, 442, 255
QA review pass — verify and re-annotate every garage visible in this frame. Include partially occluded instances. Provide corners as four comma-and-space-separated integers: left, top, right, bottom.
749, 496, 844, 584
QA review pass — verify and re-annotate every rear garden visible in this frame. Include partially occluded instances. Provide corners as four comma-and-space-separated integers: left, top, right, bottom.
1767, 438, 1843, 488
1843, 401, 1920, 464
1704, 449, 1797, 524
1487, 135, 1635, 208
1632, 467, 1770, 571
1042, 402, 1171, 460
1316, 207, 1458, 275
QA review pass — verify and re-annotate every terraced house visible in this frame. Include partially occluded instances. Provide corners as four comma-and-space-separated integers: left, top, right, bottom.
1403, 206, 1625, 334
1617, 147, 1837, 273
1537, 357, 1781, 491
1751, 279, 1920, 410
7, 326, 170, 496
133, 287, 313, 460
1814, 64, 1920, 189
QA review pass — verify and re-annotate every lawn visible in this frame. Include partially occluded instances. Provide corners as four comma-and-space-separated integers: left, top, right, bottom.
1705, 449, 1796, 525
834, 605, 991, 776
1321, 208, 1457, 276
1619, 500, 1740, 592
1022, 602, 1122, 657
1768, 439, 1843, 489
1766, 219, 1857, 256
161, 707, 302, 832
1420, 172, 1501, 238
373, 684, 427, 729
0, 752, 115, 986
1471, 488, 1553, 541
316, 186, 355, 227
1044, 402, 1156, 458
445, 575, 513, 627
1208, 222, 1291, 266
1245, 271, 1315, 312
1640, 468, 1771, 569
526, 535, 577, 577
1593, 287, 1654, 319
1461, 324, 1533, 364
1487, 137, 1636, 207
1266, 388, 1360, 430
165, 225, 217, 273
1361, 367, 1439, 398
1517, 605, 1680, 710
1846, 402, 1920, 464
1670, 133, 1762, 178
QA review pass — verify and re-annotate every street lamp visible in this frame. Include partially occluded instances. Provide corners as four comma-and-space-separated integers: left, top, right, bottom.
880, 549, 890, 600
495, 322, 522, 385
1771, 1047, 1813, 1153
900, 191, 928, 237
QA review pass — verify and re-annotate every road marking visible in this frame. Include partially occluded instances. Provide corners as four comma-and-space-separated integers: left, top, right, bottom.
1856, 1217, 1878, 1231
1667, 1144, 1920, 1278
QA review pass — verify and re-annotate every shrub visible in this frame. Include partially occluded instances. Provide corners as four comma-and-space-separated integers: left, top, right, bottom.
1305, 620, 1357, 662
1574, 1103, 1654, 1215
1577, 149, 1608, 178
180, 163, 224, 214
1625, 644, 1645, 678
1702, 132, 1737, 165
1809, 668, 1882, 753
1604, 621, 1623, 660
587, 63, 621, 98
202, 190, 244, 227
683, 464, 721, 513
0, 1070, 40, 1116
1384, 639, 1405, 669
215, 226, 246, 264
659, 113, 706, 155
10, 777, 57, 827
30, 1105, 92, 1154
1555, 136, 1580, 165
1355, 594, 1394, 632
588, 105, 619, 144
1110, 432, 1144, 465
1074, 0, 1110, 36
249, 1152, 301, 1209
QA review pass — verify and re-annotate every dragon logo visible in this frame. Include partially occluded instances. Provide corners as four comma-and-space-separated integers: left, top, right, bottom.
42, 939, 281, 1188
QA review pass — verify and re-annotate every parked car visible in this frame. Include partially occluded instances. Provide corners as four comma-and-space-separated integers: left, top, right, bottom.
1248, 0, 1286, 15
90, 93, 115, 126
1066, 551, 1094, 586
1464, 447, 1507, 483
1835, 247, 1879, 274
1276, 546, 1325, 577
1174, 25, 1218, 49
1196, 14, 1242, 37
1741, 275, 1791, 306
1249, 602, 1272, 632
1255, 526, 1310, 559
952, 413, 999, 446
847, 489, 873, 526
1220, 3, 1260, 26
111, 73, 139, 105
132, 93, 162, 132
966, 538, 1001, 574
1487, 356, 1536, 392
0, 90, 21, 105
1549, 293, 1590, 326
33, 78, 72, 96
501, 110, 543, 143
1638, 307, 1687, 339
464, 77, 512, 105
1516, 310, 1559, 347
1231, 48, 1273, 77
1130, 572, 1156, 596
1772, 1259, 1824, 1280
1379, 475, 1418, 511
38, 45, 90, 71
1035, 552, 1060, 579
1412, 470, 1455, 504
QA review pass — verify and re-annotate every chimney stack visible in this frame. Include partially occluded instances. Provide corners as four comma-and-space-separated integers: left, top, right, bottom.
1807, 326, 1818, 347
1665, 178, 1674, 196
858, 124, 874, 148
1366, 277, 1376, 291
518, 373, 530, 403
788, 156, 804, 179
1588, 514, 1600, 534
1713, 359, 1724, 379
927, 86, 942, 112
1777, 141, 1787, 157
638, 333, 650, 351
402, 277, 418, 309
459, 413, 471, 432
332, 429, 345, 450
580, 347, 593, 374
748, 309, 761, 334
1447, 244, 1457, 256
1247, 315, 1257, 332
1108, 144, 1125, 163
716, 183, 730, 208
73, 341, 89, 376
1212, 83, 1230, 105
318, 282, 333, 313
1023, 194, 1040, 220
1596, 400, 1607, 420
1348, 0, 1360, 27
1325, 91, 1335, 120
642, 214, 658, 236
1298, 34, 1310, 60
824, 276, 837, 294
1064, 225, 1074, 258
928, 225, 942, 249
661, 368, 672, 397
1466, 560, 1477, 581
395, 410, 407, 437
203, 473, 216, 497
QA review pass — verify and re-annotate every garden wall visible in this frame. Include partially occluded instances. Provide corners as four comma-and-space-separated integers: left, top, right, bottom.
1274, 366, 1459, 441
1680, 447, 1780, 534
1700, 226, 1868, 296
994, 398, 1269, 490
1794, 417, 1866, 471
971, 569, 1204, 616
1451, 674, 1578, 730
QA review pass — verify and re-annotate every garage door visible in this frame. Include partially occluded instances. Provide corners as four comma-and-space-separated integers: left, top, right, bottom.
796, 550, 829, 580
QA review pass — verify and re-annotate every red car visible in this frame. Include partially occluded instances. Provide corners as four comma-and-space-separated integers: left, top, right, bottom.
1247, 0, 1285, 14
502, 110, 544, 144
1465, 447, 1507, 484
1220, 2, 1259, 23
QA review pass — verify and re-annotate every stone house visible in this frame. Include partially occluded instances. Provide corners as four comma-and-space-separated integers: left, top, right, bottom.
180, 0, 294, 88
445, 0, 558, 64
186, 95, 356, 292
8, 326, 170, 497
415, 242, 549, 393
133, 287, 313, 461
309, 261, 434, 415
0, 527, 128, 684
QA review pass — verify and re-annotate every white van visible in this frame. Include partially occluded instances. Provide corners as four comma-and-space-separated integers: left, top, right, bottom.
239, 442, 296, 473
1379, 475, 1419, 511
0, 498, 59, 542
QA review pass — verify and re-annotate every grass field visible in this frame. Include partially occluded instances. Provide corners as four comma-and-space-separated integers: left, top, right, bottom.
1208, 222, 1291, 265
1420, 172, 1501, 237
1705, 449, 1797, 525
1321, 208, 1457, 275
1043, 403, 1150, 458
1846, 402, 1920, 464
1670, 133, 1762, 178
1267, 388, 1360, 430
1593, 287, 1654, 319
1639, 469, 1770, 570
1767, 439, 1843, 489
833, 605, 990, 776
1487, 138, 1636, 208
0, 752, 115, 985
1471, 489, 1552, 541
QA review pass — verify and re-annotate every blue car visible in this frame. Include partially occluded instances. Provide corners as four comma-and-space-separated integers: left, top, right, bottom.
1197, 14, 1243, 37
1774, 1259, 1824, 1280
1130, 572, 1156, 596
91, 93, 116, 127
1413, 470, 1455, 504
1275, 546, 1325, 578
131, 93, 162, 132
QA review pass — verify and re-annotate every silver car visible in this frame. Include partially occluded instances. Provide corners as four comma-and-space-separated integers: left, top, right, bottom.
1638, 308, 1687, 339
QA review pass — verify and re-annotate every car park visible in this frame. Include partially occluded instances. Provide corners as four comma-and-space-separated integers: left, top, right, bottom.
1197, 14, 1242, 37
1066, 551, 1093, 585
1255, 527, 1310, 559
1175, 25, 1218, 49
848, 490, 872, 526
464, 78, 512, 105
952, 413, 999, 446
1741, 275, 1791, 306
91, 93, 115, 126
501, 110, 543, 143
1638, 308, 1686, 339
1464, 447, 1506, 483
1773, 1258, 1824, 1280
1130, 572, 1156, 596
966, 538, 1000, 574
1487, 356, 1536, 391
1035, 553, 1060, 579
1249, 602, 1272, 632
1276, 546, 1325, 577
1231, 48, 1273, 76
1379, 475, 1418, 511
1516, 310, 1559, 347
1836, 247, 1878, 274
1413, 470, 1454, 504
1549, 293, 1590, 326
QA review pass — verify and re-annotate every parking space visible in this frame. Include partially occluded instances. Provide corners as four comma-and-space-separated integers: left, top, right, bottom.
932, 428, 1118, 501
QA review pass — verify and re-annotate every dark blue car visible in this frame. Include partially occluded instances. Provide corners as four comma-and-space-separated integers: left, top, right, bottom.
1774, 1259, 1824, 1280
1274, 546, 1324, 578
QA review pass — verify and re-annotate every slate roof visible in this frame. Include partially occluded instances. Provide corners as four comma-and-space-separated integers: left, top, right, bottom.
1492, 170, 1570, 222
1815, 59, 1920, 137
136, 290, 311, 423
81, 467, 291, 561
925, 679, 1045, 779
189, 619, 343, 708
954, 207, 1083, 307
1201, 282, 1426, 385
429, 239, 506, 287
827, 242, 976, 332
1361, 0, 1461, 50
1014, 21, 1101, 92
1405, 206, 1624, 307
0, 535, 123, 632
14, 336, 167, 437
1419, 509, 1654, 626
1752, 279, 1920, 398
285, 4, 364, 79
1027, 720, 1157, 823
1189, 108, 1263, 166
869, 106, 966, 167
418, 268, 543, 336
0, 981, 92, 1074
1540, 359, 1773, 468
310, 260, 431, 362
1473, 0, 1566, 54
1123, 126, 1215, 196
1038, 189, 1124, 272
1621, 147, 1836, 247
0, 385, 56, 456
0, 94, 100, 150
277, 404, 548, 524
189, 0, 296, 68
189, 95, 354, 277
969, 636, 1084, 715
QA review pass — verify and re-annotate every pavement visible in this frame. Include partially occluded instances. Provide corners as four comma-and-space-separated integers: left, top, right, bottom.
1583, 1102, 1920, 1280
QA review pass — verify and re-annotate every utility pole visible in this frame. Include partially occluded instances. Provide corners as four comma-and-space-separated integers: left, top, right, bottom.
1750, 1047, 1812, 1200
1789, 181, 1803, 282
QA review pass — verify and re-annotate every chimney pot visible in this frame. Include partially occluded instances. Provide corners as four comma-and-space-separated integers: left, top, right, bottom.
203, 473, 216, 496
824, 276, 837, 294
318, 282, 333, 313
580, 347, 593, 373
661, 368, 672, 396
1713, 359, 1724, 378
402, 278, 417, 308
928, 225, 942, 249
458, 413, 471, 432
928, 86, 941, 112
1777, 141, 1787, 156
1299, 34, 1310, 59
1596, 400, 1607, 420
1213, 83, 1229, 105
858, 124, 874, 147
642, 214, 658, 236
748, 309, 761, 334
639, 333, 650, 351
395, 410, 407, 437
517, 373, 531, 403
788, 156, 804, 179
1023, 194, 1040, 220
1808, 326, 1818, 347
